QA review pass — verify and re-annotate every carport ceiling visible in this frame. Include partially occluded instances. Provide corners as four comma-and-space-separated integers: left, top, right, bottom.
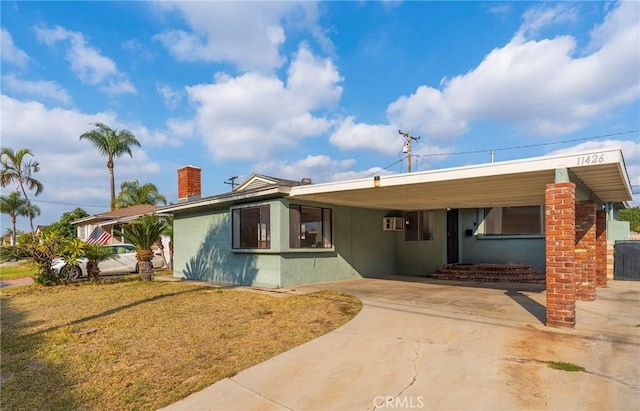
289, 149, 632, 210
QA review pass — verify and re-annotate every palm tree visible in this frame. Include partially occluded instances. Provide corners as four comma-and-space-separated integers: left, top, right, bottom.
0, 192, 29, 245
0, 147, 44, 234
83, 244, 117, 281
114, 180, 167, 208
115, 215, 166, 281
79, 123, 141, 210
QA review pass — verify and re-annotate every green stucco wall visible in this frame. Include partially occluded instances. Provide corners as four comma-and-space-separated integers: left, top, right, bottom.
173, 205, 283, 287
395, 209, 447, 276
458, 208, 546, 271
279, 204, 397, 287
173, 199, 402, 288
173, 200, 550, 287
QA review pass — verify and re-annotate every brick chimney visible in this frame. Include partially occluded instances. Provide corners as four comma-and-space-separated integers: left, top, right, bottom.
178, 165, 201, 202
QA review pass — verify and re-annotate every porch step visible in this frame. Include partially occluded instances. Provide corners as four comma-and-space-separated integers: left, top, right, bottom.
429, 263, 545, 283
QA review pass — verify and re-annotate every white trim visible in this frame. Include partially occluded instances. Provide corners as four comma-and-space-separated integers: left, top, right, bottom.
290, 148, 630, 198
160, 186, 291, 213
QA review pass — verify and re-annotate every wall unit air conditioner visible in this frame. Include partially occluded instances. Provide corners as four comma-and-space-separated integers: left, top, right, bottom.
383, 217, 405, 231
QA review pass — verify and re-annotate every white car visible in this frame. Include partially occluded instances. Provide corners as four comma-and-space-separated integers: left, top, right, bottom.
52, 244, 165, 280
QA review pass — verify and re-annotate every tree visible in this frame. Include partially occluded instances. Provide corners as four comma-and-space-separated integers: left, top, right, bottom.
17, 231, 74, 285
0, 191, 29, 245
115, 215, 166, 281
79, 123, 141, 210
114, 180, 167, 208
83, 244, 117, 281
0, 147, 44, 234
44, 207, 89, 239
619, 207, 640, 232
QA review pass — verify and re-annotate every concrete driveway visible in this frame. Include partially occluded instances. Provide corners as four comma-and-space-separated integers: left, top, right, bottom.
162, 277, 640, 411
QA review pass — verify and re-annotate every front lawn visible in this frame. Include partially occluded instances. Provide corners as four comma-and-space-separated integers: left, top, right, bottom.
0, 262, 33, 280
1, 279, 361, 410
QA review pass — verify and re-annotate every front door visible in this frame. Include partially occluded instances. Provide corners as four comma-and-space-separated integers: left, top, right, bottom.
446, 209, 459, 264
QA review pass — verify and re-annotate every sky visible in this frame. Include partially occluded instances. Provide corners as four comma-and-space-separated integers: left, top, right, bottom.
1, 1, 639, 233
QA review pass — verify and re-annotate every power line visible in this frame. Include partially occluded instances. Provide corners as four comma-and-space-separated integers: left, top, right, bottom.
367, 129, 638, 177
420, 129, 639, 157
30, 199, 106, 208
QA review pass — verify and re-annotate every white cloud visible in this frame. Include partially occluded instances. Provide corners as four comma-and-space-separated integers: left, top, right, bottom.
2, 73, 71, 105
1, 28, 30, 67
186, 45, 342, 161
154, 2, 322, 71
329, 1, 640, 154
101, 79, 136, 95
35, 25, 136, 95
518, 4, 577, 38
0, 95, 162, 225
255, 155, 354, 183
157, 85, 182, 109
329, 117, 397, 154
256, 154, 401, 183
121, 38, 154, 60
166, 118, 194, 138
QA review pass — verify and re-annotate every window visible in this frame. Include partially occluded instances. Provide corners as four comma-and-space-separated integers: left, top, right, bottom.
404, 210, 434, 241
289, 205, 332, 248
483, 206, 543, 235
232, 205, 270, 249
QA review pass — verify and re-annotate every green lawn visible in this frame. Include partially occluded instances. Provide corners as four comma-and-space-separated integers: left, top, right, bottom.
1, 279, 361, 410
0, 262, 33, 280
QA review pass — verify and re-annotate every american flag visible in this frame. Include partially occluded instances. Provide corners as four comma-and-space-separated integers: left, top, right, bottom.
86, 226, 112, 245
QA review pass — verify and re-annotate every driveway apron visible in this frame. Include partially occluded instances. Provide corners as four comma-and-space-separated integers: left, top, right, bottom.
161, 277, 640, 411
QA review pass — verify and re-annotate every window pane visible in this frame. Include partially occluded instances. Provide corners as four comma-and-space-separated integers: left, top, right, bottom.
240, 207, 260, 248
322, 208, 332, 247
289, 205, 333, 248
484, 207, 501, 235
289, 206, 301, 248
502, 206, 542, 234
300, 206, 322, 247
484, 206, 542, 235
420, 211, 434, 240
404, 212, 418, 241
232, 205, 270, 249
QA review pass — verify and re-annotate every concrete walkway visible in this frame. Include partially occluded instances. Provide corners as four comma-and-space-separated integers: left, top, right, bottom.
161, 277, 640, 411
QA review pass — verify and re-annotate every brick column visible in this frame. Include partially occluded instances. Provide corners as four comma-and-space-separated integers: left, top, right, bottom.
545, 182, 576, 328
575, 202, 596, 301
595, 210, 607, 287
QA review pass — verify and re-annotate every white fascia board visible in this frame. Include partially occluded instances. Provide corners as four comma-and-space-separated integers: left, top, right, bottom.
290, 148, 626, 196
159, 186, 292, 213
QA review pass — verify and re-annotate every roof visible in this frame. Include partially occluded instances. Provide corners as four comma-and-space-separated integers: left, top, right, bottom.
234, 174, 304, 192
288, 148, 632, 210
72, 204, 157, 225
160, 174, 305, 214
160, 148, 632, 215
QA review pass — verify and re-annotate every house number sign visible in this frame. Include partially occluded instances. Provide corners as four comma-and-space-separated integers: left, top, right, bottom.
576, 153, 605, 166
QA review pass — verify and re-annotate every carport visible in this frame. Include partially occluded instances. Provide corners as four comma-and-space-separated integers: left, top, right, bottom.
289, 148, 633, 328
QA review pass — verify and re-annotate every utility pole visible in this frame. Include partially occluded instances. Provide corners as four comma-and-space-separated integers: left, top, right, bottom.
399, 130, 421, 172
224, 176, 238, 190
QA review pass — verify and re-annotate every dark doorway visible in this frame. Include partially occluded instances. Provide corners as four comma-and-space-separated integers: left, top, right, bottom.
447, 209, 459, 264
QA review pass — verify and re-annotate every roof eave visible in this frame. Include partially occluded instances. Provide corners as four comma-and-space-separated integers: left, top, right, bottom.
158, 186, 293, 214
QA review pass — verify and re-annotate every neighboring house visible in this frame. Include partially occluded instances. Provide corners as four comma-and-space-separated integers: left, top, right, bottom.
72, 204, 157, 244
160, 149, 633, 328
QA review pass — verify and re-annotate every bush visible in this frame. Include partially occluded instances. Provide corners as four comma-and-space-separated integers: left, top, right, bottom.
16, 232, 83, 286
618, 207, 640, 232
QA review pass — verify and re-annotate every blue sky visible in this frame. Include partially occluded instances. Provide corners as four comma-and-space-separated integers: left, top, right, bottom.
1, 1, 639, 232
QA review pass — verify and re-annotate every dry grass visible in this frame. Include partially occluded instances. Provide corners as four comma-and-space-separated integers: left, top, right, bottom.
1, 279, 361, 410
